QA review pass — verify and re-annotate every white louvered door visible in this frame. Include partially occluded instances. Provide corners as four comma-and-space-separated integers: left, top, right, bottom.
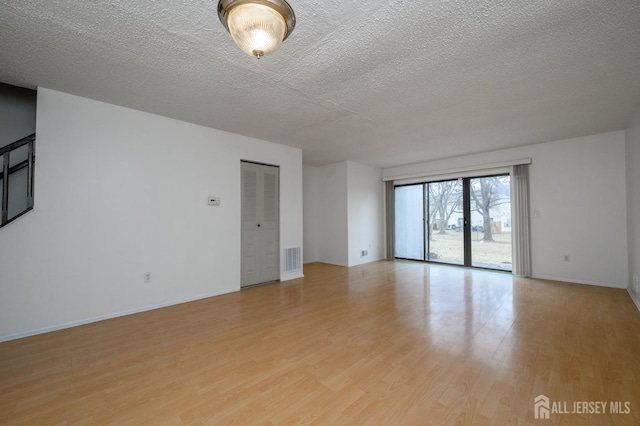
241, 161, 279, 287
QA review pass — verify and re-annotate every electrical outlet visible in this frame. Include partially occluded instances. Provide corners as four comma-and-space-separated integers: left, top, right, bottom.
563, 255, 570, 262
144, 273, 152, 283
208, 197, 221, 206
361, 250, 368, 257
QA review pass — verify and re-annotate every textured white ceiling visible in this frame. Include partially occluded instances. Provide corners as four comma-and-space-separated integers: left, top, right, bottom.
1, 0, 639, 167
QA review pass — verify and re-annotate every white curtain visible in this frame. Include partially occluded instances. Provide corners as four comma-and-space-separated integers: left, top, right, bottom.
511, 164, 531, 277
385, 180, 395, 259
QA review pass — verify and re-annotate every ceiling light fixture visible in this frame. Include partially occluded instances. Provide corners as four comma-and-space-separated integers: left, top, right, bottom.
217, 0, 296, 59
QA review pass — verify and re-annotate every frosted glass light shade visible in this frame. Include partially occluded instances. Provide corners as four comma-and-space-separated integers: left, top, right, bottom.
218, 0, 296, 59
228, 4, 285, 59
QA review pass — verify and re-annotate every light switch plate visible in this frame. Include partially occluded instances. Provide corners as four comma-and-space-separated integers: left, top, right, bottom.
208, 197, 221, 206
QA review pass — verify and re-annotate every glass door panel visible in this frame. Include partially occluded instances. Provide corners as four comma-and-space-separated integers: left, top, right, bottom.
394, 184, 424, 260
469, 176, 512, 270
426, 180, 464, 265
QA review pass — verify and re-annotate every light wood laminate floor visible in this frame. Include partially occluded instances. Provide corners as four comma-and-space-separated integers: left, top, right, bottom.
1, 261, 639, 425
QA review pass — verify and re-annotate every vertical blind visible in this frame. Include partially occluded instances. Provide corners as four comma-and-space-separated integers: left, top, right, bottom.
385, 180, 395, 260
510, 164, 532, 277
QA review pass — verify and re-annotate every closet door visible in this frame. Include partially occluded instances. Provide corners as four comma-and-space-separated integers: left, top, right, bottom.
241, 161, 279, 287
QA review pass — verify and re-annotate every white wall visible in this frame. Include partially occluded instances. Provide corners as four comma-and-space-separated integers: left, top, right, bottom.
315, 162, 349, 266
626, 104, 640, 309
303, 165, 319, 263
384, 131, 628, 289
0, 88, 303, 341
347, 161, 384, 266
303, 161, 384, 267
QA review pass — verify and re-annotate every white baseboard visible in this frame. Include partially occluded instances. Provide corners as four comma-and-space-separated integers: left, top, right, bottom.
532, 275, 626, 289
629, 289, 640, 312
0, 289, 237, 343
280, 271, 304, 281
348, 257, 385, 267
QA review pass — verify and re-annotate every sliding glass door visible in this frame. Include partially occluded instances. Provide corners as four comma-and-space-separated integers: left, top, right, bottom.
394, 175, 512, 271
426, 180, 464, 265
470, 176, 512, 270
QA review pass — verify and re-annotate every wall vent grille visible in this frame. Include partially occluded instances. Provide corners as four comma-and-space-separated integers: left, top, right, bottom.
283, 247, 301, 273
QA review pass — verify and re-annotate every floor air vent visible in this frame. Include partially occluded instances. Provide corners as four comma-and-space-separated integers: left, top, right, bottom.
283, 247, 301, 273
